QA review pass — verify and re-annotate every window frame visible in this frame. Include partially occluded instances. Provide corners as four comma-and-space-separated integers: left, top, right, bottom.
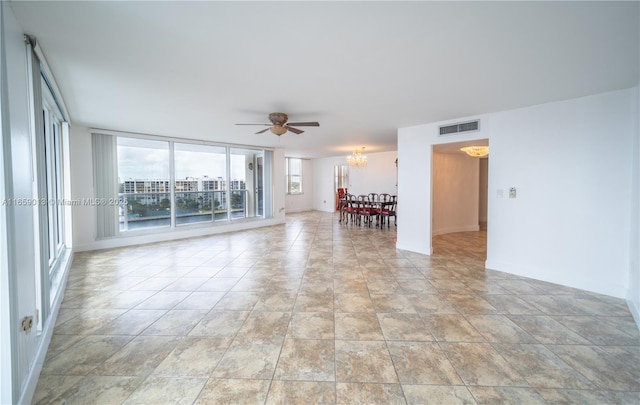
111, 132, 272, 235
41, 80, 66, 275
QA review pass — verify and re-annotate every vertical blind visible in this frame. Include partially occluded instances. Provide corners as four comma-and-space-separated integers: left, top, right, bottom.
92, 133, 118, 239
264, 150, 273, 218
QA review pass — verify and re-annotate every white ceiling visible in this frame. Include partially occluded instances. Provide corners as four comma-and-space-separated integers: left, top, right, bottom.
10, 1, 639, 158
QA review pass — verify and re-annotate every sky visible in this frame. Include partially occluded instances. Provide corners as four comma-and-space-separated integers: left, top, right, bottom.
117, 138, 254, 182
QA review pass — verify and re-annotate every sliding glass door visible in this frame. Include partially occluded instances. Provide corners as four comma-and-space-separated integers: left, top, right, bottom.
107, 134, 271, 235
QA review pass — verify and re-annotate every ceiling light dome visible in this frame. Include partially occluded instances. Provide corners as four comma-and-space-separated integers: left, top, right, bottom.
460, 146, 489, 157
270, 126, 287, 136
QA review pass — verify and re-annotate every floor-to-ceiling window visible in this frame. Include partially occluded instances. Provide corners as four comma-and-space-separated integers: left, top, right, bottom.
41, 83, 66, 277
117, 137, 171, 231
230, 147, 265, 219
107, 134, 271, 235
174, 143, 227, 225
36, 72, 72, 328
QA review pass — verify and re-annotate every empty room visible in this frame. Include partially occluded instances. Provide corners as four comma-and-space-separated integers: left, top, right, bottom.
1, 1, 639, 404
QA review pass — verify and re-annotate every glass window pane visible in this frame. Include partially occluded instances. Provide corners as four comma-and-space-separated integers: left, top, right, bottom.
41, 78, 68, 286
174, 143, 227, 224
118, 138, 170, 230
43, 110, 56, 263
287, 158, 303, 194
54, 123, 64, 248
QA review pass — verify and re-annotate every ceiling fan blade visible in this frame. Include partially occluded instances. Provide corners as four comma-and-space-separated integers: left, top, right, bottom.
286, 122, 319, 127
287, 127, 304, 134
255, 128, 271, 134
236, 123, 271, 126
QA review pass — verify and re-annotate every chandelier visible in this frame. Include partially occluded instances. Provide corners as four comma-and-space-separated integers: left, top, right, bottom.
347, 147, 368, 167
460, 146, 489, 157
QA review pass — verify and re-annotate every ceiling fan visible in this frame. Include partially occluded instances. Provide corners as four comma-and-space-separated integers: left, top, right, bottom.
236, 112, 319, 136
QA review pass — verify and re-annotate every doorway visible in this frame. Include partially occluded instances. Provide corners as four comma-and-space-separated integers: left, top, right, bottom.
334, 165, 349, 210
431, 140, 489, 259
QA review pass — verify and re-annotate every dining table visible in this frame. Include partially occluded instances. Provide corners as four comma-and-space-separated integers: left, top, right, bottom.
338, 195, 396, 227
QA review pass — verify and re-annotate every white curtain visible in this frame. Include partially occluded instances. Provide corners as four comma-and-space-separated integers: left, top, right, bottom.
92, 133, 117, 238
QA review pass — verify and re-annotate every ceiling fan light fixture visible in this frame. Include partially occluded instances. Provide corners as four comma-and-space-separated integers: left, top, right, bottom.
237, 112, 319, 136
347, 147, 368, 167
269, 112, 288, 125
270, 126, 287, 136
460, 146, 489, 157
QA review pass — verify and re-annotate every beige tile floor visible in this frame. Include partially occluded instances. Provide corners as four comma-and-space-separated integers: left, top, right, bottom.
33, 211, 640, 404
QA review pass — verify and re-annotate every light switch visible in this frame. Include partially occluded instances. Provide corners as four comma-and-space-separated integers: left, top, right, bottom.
497, 189, 504, 198
509, 187, 517, 199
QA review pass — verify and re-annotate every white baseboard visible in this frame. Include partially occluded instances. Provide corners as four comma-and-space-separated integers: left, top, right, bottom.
284, 208, 313, 213
432, 225, 480, 237
18, 250, 73, 405
485, 259, 627, 299
396, 241, 431, 256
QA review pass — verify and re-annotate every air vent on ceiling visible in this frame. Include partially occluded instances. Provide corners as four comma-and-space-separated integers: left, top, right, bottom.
439, 120, 480, 136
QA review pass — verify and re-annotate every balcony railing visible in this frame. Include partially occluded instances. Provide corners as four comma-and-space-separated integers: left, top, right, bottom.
119, 189, 250, 231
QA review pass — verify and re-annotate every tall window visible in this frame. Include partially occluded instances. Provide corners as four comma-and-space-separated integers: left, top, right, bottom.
230, 148, 258, 219
34, 68, 71, 327
117, 138, 170, 231
174, 143, 226, 224
286, 157, 303, 194
41, 81, 66, 276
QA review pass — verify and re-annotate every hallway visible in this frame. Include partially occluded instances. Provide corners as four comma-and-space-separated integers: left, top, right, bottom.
33, 211, 639, 404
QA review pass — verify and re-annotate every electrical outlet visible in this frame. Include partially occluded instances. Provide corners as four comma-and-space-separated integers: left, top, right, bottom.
21, 316, 33, 333
509, 187, 517, 199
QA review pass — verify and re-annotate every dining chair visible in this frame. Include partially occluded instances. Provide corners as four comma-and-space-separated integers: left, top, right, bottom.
380, 195, 397, 227
355, 195, 368, 225
337, 187, 348, 212
343, 194, 360, 225
363, 194, 380, 227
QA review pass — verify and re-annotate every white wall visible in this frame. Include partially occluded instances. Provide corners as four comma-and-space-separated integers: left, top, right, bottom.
0, 2, 72, 404
313, 150, 397, 213
272, 148, 286, 221
70, 126, 286, 251
0, 4, 15, 402
398, 88, 636, 299
479, 158, 489, 222
432, 152, 480, 236
398, 124, 486, 255
285, 158, 314, 213
2, 4, 38, 402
